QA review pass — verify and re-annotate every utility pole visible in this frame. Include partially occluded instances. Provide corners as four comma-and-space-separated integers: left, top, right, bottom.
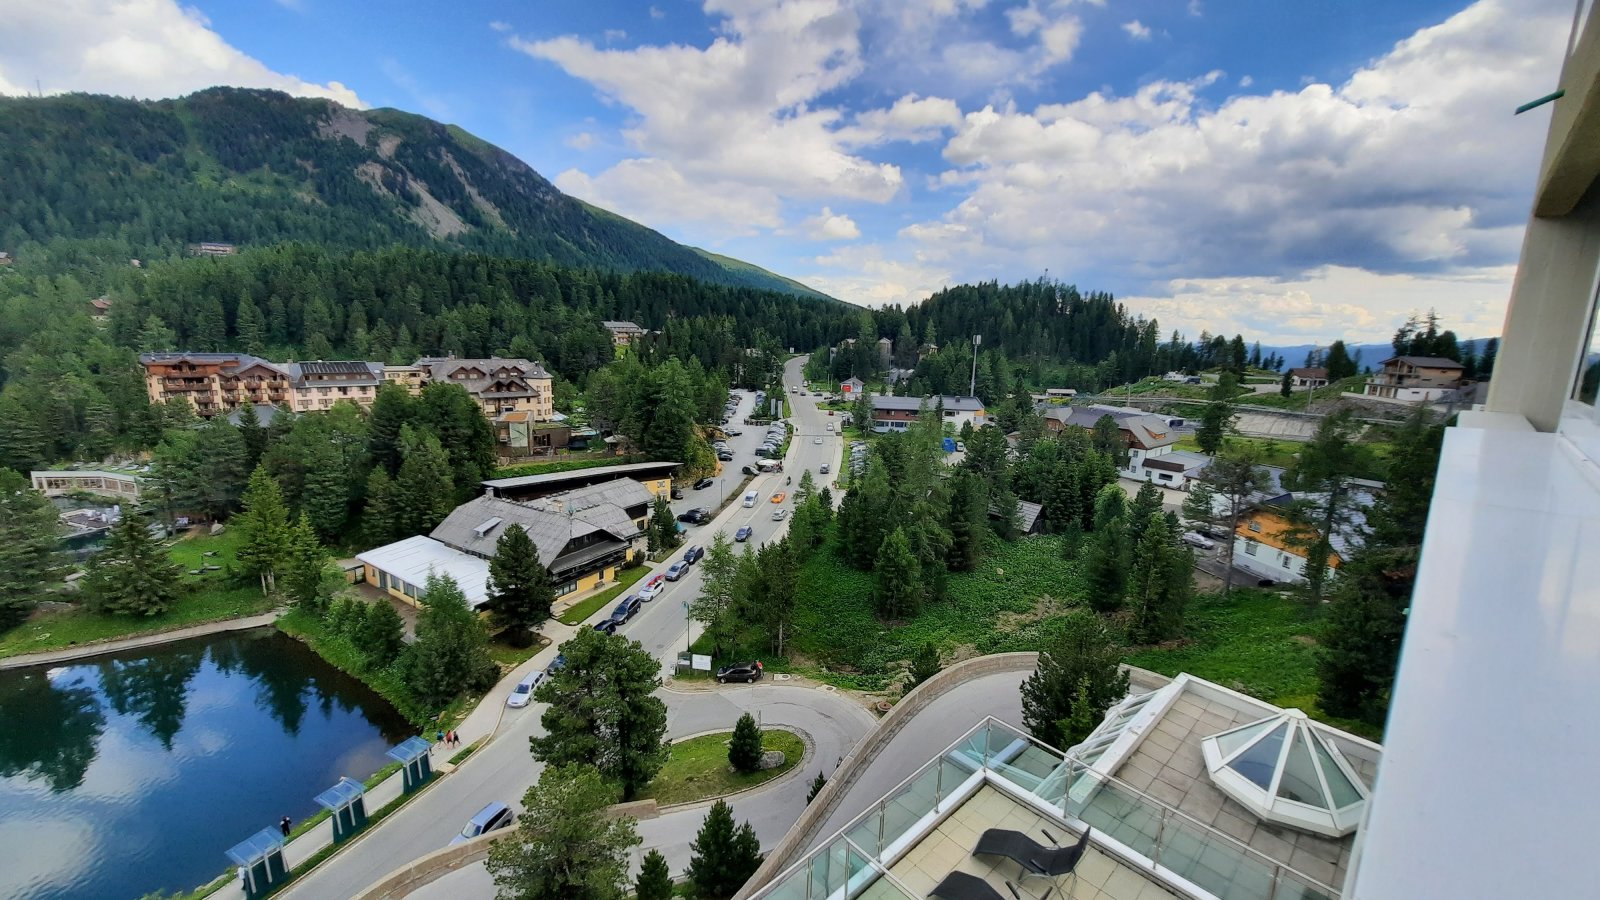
969, 334, 981, 398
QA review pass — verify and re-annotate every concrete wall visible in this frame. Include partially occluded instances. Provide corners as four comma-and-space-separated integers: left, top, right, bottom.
351, 830, 506, 900
734, 652, 1040, 900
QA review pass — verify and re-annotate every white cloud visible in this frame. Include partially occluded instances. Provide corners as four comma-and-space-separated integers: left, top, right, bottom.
901, 0, 1566, 340
802, 207, 862, 241
1121, 265, 1516, 344
1121, 20, 1152, 41
650, 5, 666, 19
489, 20, 513, 33
843, 93, 963, 145
565, 131, 597, 150
802, 243, 953, 307
0, 0, 363, 107
604, 29, 628, 42
1004, 1, 1083, 67
1188, 0, 1203, 16
1238, 74, 1253, 87
555, 159, 784, 237
510, 0, 905, 240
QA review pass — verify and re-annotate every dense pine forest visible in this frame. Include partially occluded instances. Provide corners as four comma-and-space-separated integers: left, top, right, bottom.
0, 87, 825, 298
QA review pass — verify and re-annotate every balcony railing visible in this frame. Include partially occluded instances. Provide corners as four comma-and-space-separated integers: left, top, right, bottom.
754, 718, 1337, 900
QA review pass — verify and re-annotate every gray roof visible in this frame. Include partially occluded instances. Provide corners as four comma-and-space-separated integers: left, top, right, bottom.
284, 360, 382, 388
987, 499, 1042, 532
870, 394, 985, 412
139, 352, 288, 376
602, 320, 644, 332
482, 461, 681, 492
1383, 356, 1464, 369
431, 495, 635, 568
1049, 404, 1179, 450
419, 357, 553, 392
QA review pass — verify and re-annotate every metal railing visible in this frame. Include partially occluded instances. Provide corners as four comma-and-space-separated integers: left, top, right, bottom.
752, 717, 1340, 900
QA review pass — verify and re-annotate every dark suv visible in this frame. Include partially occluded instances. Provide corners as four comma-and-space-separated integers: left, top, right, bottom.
676, 508, 711, 525
683, 545, 705, 564
716, 661, 764, 684
608, 594, 642, 625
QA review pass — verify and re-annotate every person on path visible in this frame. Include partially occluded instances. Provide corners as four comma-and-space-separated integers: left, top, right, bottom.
436, 729, 445, 746
279, 816, 291, 837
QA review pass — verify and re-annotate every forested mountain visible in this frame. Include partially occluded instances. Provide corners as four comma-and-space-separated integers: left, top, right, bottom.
0, 87, 825, 298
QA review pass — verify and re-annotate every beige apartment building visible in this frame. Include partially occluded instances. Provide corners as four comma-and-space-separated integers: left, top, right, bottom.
417, 357, 555, 419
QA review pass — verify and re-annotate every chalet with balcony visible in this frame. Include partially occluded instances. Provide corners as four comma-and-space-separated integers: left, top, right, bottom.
286, 361, 384, 412
869, 395, 986, 432
140, 352, 290, 417
419, 357, 555, 420
1362, 356, 1463, 403
1041, 404, 1187, 483
1288, 366, 1329, 388
602, 320, 646, 346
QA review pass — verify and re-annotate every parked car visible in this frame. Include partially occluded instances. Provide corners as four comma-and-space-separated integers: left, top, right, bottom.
772, 508, 789, 521
727, 429, 743, 436
718, 451, 735, 462
676, 508, 711, 524
671, 486, 684, 499
593, 619, 619, 635
609, 594, 643, 624
716, 661, 764, 684
665, 561, 690, 581
826, 422, 834, 431
820, 463, 830, 474
545, 654, 568, 675
1181, 531, 1217, 550
683, 545, 705, 564
694, 477, 715, 490
639, 574, 666, 601
507, 671, 542, 708
956, 441, 966, 452
770, 491, 787, 503
450, 802, 514, 846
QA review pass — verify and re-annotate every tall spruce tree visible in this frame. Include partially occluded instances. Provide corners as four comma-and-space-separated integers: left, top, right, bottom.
634, 850, 674, 900
727, 712, 763, 773
1020, 610, 1129, 748
235, 465, 292, 595
393, 425, 456, 537
487, 523, 554, 640
282, 513, 330, 611
872, 526, 923, 619
485, 764, 640, 900
407, 573, 499, 709
86, 511, 182, 617
945, 468, 989, 570
531, 627, 669, 800
1081, 483, 1129, 611
0, 469, 67, 624
1126, 512, 1193, 643
687, 800, 763, 900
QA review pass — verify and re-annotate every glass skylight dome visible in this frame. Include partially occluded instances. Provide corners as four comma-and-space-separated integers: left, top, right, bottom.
1200, 708, 1369, 838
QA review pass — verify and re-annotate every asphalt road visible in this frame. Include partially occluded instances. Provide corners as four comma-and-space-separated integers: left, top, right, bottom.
282, 358, 849, 899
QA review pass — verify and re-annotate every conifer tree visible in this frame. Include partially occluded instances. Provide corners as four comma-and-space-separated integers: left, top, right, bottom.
363, 469, 399, 546
407, 573, 498, 709
687, 800, 763, 900
1020, 610, 1129, 748
282, 513, 330, 612
86, 511, 182, 617
235, 465, 292, 595
945, 468, 988, 570
486, 764, 640, 900
356, 599, 406, 669
635, 849, 674, 900
0, 469, 67, 625
904, 642, 942, 696
807, 772, 827, 804
487, 523, 554, 641
728, 712, 763, 774
872, 526, 922, 619
1126, 512, 1193, 643
1081, 484, 1129, 611
393, 425, 455, 537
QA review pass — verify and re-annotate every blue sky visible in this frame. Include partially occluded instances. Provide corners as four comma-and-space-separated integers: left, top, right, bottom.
0, 0, 1574, 342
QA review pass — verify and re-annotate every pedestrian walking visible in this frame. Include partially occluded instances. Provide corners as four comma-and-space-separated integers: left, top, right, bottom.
436, 729, 445, 745
279, 816, 291, 837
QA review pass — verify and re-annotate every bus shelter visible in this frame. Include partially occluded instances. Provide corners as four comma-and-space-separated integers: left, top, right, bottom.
314, 776, 369, 843
387, 735, 434, 793
226, 828, 287, 899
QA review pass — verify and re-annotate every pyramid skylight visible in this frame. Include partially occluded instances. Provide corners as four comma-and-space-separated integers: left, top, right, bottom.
1200, 708, 1369, 838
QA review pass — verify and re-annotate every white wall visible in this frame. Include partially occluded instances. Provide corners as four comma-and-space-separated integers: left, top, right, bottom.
1233, 536, 1311, 584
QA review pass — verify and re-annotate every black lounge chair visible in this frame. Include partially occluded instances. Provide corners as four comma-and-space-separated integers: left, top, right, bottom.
929, 871, 1009, 900
973, 827, 1092, 880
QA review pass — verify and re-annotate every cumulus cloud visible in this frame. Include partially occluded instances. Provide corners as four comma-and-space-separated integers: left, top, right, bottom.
843, 93, 963, 145
802, 243, 954, 307
650, 5, 666, 19
1121, 20, 1152, 41
904, 0, 1565, 339
555, 159, 784, 237
565, 131, 597, 150
0, 0, 364, 107
512, 0, 901, 212
1121, 265, 1516, 344
802, 207, 863, 241
490, 20, 513, 33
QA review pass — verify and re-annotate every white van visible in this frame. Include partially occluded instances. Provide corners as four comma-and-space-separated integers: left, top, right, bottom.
742, 491, 759, 507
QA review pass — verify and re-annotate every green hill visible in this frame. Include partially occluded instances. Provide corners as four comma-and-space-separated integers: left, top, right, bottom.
0, 87, 829, 298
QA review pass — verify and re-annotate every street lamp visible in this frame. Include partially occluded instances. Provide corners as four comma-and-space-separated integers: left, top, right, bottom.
682, 600, 692, 654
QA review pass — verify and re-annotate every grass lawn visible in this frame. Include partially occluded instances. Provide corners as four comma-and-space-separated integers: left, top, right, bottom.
0, 584, 273, 659
487, 632, 550, 668
1175, 435, 1304, 469
641, 728, 805, 805
493, 454, 635, 479
556, 565, 650, 625
167, 528, 243, 575
1238, 377, 1366, 411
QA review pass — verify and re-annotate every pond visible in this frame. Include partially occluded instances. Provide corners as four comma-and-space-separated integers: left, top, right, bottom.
0, 629, 414, 900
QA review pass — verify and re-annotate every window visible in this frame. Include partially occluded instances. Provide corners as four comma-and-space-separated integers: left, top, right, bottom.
1248, 521, 1262, 533
1244, 540, 1259, 557
1158, 473, 1173, 482
555, 579, 578, 596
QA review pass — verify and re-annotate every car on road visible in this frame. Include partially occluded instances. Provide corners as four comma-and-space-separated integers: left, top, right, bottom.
450, 802, 514, 846
826, 423, 834, 431
772, 508, 788, 521
694, 477, 715, 490
506, 670, 542, 708
716, 661, 764, 684
683, 545, 705, 564
814, 437, 823, 444
1181, 531, 1217, 551
727, 429, 743, 436
609, 594, 643, 624
820, 463, 830, 474
639, 574, 666, 600
671, 486, 684, 499
665, 561, 690, 581
770, 490, 786, 503
676, 508, 711, 524
956, 441, 966, 452
735, 525, 754, 542
593, 619, 619, 635
545, 654, 568, 675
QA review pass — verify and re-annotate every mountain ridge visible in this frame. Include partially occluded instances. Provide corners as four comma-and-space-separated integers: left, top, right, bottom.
0, 87, 831, 300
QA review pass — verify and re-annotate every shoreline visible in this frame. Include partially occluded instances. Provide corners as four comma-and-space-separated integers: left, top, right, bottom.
0, 610, 282, 671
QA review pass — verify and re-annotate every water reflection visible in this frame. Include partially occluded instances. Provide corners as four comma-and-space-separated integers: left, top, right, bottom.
0, 629, 412, 900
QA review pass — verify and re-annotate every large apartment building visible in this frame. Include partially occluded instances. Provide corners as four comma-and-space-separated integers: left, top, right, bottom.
140, 352, 291, 416
415, 357, 555, 420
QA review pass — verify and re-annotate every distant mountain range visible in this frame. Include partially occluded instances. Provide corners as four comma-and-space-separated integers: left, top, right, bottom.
1261, 338, 1497, 369
0, 87, 829, 299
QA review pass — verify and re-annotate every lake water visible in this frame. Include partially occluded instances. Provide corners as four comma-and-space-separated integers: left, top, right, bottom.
0, 629, 414, 900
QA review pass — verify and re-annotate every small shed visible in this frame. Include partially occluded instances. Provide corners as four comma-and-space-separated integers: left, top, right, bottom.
226, 828, 287, 899
314, 776, 369, 843
387, 735, 434, 793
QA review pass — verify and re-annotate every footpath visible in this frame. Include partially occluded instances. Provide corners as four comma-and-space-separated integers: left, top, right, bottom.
0, 610, 283, 671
